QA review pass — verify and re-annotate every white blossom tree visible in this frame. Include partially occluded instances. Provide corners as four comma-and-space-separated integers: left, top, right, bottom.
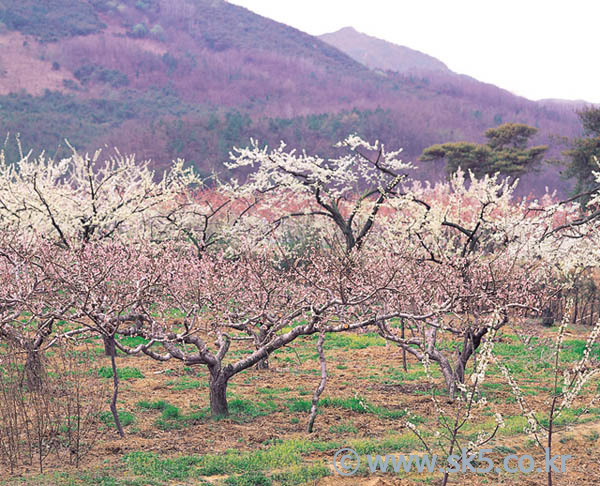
224, 135, 414, 252
0, 146, 205, 246
374, 170, 560, 398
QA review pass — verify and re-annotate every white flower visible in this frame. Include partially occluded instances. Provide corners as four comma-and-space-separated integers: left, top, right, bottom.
494, 412, 505, 429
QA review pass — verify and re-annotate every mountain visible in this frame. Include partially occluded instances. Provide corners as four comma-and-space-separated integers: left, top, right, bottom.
0, 1, 584, 195
319, 26, 451, 75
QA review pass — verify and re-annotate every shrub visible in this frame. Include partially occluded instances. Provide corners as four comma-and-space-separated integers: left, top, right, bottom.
74, 64, 130, 88
0, 0, 105, 41
150, 24, 165, 40
130, 23, 148, 38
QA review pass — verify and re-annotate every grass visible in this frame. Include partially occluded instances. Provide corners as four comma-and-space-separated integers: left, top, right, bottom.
165, 376, 205, 390
117, 336, 154, 349
493, 445, 518, 454
137, 397, 278, 429
258, 386, 291, 396
122, 452, 205, 482
224, 471, 272, 486
122, 440, 310, 479
286, 399, 312, 413
15, 471, 162, 486
138, 400, 207, 430
499, 415, 529, 437
99, 410, 136, 429
379, 367, 443, 384
348, 433, 422, 455
320, 332, 386, 350
271, 465, 330, 485
226, 398, 278, 422
137, 400, 168, 410
285, 395, 414, 421
161, 403, 181, 419
97, 366, 144, 380
329, 422, 358, 434
561, 339, 600, 362
120, 433, 419, 483
320, 396, 371, 413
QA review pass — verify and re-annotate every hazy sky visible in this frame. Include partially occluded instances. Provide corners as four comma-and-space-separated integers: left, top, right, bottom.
228, 0, 600, 103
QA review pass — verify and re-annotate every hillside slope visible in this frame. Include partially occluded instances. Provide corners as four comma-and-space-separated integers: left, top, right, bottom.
0, 0, 584, 194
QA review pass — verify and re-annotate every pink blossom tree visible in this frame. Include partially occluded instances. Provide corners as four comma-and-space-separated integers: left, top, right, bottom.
108, 240, 416, 417
0, 233, 69, 388
42, 238, 172, 435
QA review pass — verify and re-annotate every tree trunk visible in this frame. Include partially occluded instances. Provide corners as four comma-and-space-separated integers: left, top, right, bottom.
307, 333, 327, 433
572, 287, 579, 324
431, 329, 486, 401
25, 347, 45, 390
454, 328, 486, 390
255, 328, 269, 369
401, 320, 407, 372
437, 357, 458, 401
542, 305, 555, 327
107, 337, 124, 437
103, 335, 116, 357
209, 368, 229, 417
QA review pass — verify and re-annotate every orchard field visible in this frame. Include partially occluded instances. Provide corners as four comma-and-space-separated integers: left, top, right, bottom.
2, 324, 600, 486
1, 135, 600, 486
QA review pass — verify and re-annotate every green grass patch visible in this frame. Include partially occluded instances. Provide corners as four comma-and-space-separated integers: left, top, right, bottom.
122, 439, 313, 479
9, 470, 163, 486
321, 332, 386, 350
137, 400, 207, 430
287, 399, 312, 413
500, 415, 529, 436
271, 464, 330, 485
224, 471, 272, 486
226, 398, 278, 421
258, 386, 291, 396
118, 336, 153, 348
286, 395, 410, 421
99, 410, 136, 429
137, 400, 169, 410
122, 452, 205, 482
320, 396, 370, 413
329, 422, 358, 434
165, 376, 204, 390
139, 397, 278, 429
98, 366, 144, 380
118, 434, 423, 484
561, 339, 600, 362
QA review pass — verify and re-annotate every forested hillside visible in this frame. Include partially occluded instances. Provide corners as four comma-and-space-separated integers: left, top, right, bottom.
0, 0, 586, 193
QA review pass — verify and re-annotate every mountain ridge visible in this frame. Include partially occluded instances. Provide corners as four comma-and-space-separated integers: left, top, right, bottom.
319, 26, 452, 76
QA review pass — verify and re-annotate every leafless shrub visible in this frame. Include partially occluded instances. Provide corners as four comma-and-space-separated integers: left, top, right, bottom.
0, 340, 107, 473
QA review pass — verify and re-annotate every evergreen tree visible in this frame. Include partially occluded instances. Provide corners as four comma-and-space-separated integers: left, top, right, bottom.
563, 107, 600, 197
420, 123, 547, 179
